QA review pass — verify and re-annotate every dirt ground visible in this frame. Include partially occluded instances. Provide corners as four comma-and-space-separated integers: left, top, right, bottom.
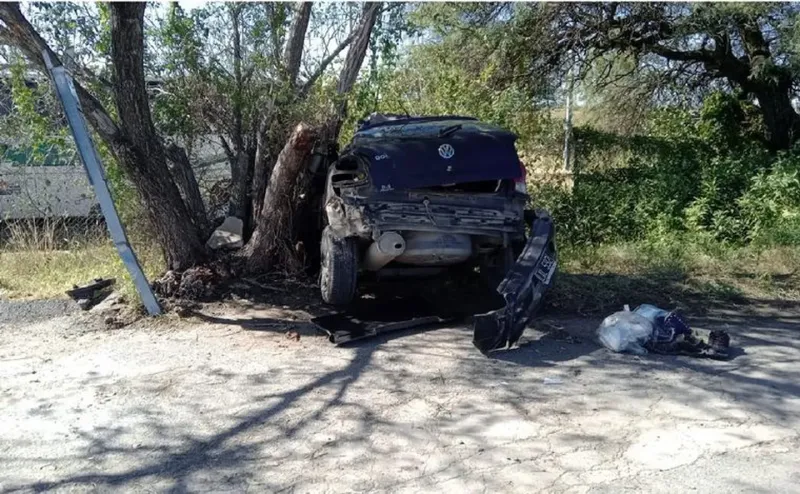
1, 295, 800, 493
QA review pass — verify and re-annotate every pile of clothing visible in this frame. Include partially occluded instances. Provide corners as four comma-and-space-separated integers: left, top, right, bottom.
597, 304, 731, 359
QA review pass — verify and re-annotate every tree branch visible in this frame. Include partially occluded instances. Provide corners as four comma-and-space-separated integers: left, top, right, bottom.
335, 3, 381, 96
0, 2, 120, 144
298, 31, 356, 98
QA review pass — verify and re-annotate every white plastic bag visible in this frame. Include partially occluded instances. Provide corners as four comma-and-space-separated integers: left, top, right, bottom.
597, 308, 654, 355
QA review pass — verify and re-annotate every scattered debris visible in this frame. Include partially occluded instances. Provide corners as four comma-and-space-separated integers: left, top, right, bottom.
598, 304, 732, 359
206, 216, 244, 250
89, 291, 125, 314
312, 294, 457, 344
66, 278, 116, 311
597, 307, 653, 355
285, 330, 301, 341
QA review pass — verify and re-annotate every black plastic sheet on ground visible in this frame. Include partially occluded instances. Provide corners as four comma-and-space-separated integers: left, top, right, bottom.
312, 295, 459, 345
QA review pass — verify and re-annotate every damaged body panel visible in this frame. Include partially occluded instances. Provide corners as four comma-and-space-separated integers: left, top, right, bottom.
472, 212, 557, 354
327, 188, 526, 239
318, 114, 557, 353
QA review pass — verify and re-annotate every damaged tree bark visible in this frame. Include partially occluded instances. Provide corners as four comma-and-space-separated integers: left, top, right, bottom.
241, 2, 382, 275
241, 123, 318, 273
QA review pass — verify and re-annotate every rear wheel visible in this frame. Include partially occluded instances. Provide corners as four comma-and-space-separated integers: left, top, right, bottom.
320, 226, 358, 305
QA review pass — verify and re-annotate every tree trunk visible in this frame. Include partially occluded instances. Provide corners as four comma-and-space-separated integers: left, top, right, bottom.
241, 123, 317, 273
748, 78, 800, 151
109, 3, 206, 270
164, 143, 210, 236
228, 150, 252, 220
283, 2, 312, 87
251, 115, 274, 224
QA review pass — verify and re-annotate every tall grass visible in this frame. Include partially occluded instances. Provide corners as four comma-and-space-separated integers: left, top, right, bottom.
0, 218, 164, 302
550, 234, 800, 315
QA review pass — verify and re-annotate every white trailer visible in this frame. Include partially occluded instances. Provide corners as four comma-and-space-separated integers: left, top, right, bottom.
0, 136, 230, 220
0, 162, 96, 219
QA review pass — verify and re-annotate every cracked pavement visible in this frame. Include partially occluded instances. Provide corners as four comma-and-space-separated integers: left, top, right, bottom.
1, 302, 799, 493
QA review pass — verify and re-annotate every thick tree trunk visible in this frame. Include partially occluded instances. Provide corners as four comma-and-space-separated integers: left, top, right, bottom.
241, 123, 317, 273
228, 150, 252, 220
748, 79, 800, 151
109, 3, 206, 270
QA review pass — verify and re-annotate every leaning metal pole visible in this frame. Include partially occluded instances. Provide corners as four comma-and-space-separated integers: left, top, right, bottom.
43, 51, 161, 315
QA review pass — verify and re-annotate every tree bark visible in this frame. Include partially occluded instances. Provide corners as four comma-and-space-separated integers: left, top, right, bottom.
324, 2, 382, 142
283, 2, 312, 88
251, 114, 274, 222
241, 123, 317, 273
164, 142, 210, 235
109, 3, 206, 269
749, 81, 800, 151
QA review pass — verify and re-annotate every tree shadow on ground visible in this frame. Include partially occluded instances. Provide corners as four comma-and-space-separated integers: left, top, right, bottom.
4, 341, 380, 493
8, 268, 795, 491
545, 271, 796, 317
5, 290, 800, 492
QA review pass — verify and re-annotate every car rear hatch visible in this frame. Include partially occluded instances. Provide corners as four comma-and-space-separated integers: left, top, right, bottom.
348, 117, 524, 192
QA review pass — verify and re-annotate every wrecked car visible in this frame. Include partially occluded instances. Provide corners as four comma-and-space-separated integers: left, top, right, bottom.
319, 114, 557, 354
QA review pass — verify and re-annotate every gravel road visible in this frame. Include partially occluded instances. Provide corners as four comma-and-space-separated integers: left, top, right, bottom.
1, 300, 799, 493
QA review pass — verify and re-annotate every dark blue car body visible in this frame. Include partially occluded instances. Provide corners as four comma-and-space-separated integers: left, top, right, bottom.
320, 114, 557, 354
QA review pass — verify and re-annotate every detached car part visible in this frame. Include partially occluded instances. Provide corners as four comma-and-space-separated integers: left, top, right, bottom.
472, 211, 557, 355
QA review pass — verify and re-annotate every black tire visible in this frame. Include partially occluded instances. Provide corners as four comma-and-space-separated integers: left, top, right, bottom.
319, 226, 358, 305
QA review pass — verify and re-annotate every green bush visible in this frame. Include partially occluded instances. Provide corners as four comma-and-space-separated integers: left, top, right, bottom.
533, 91, 800, 247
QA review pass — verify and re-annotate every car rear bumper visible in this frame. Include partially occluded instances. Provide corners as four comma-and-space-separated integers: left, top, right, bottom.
472, 211, 558, 355
326, 190, 527, 239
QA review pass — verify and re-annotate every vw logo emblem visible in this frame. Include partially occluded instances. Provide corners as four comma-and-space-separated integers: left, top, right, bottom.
438, 144, 455, 159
